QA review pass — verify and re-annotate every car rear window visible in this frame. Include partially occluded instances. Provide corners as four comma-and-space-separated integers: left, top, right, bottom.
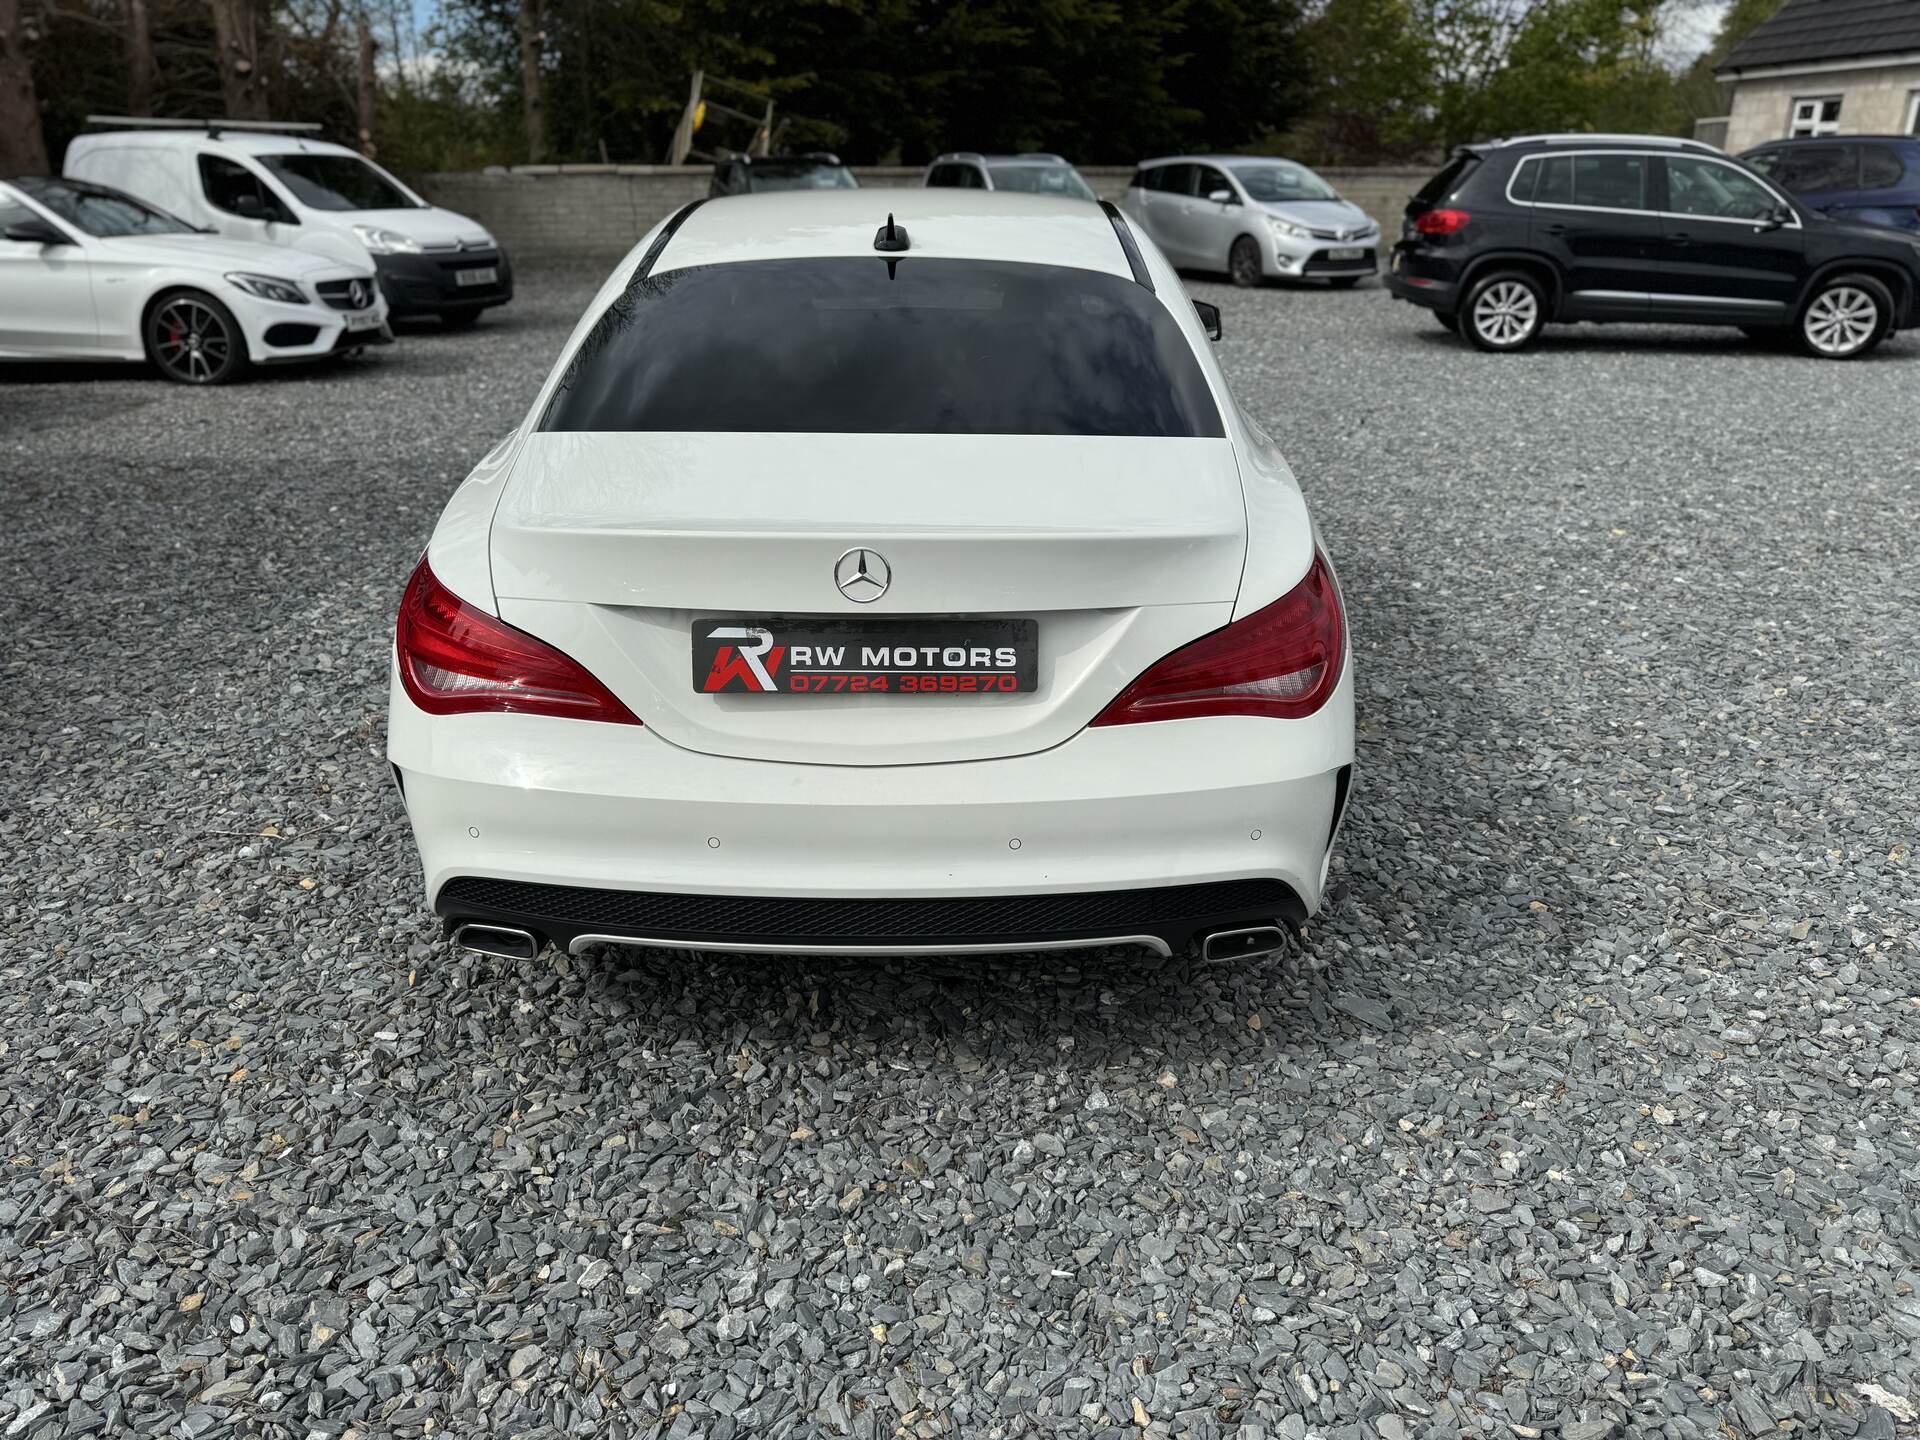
1413, 153, 1480, 205
1861, 145, 1906, 190
542, 257, 1224, 438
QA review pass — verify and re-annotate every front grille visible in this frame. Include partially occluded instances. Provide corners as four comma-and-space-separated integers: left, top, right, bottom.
316, 279, 374, 311
438, 875, 1301, 945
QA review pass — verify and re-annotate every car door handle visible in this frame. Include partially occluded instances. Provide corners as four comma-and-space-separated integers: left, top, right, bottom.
1671, 232, 1694, 244
1541, 222, 1566, 235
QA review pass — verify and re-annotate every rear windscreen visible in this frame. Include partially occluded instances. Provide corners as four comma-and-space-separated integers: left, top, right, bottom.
1413, 154, 1481, 205
541, 257, 1224, 438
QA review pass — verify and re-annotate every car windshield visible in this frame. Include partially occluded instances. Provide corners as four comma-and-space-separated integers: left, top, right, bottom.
986, 163, 1098, 201
1230, 163, 1339, 203
11, 177, 196, 236
544, 257, 1222, 438
259, 154, 418, 211
748, 163, 857, 192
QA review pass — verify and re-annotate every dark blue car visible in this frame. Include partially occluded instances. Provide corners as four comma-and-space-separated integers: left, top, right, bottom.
1741, 136, 1920, 233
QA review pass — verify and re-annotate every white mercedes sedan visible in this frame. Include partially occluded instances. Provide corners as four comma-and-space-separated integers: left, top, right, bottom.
0, 177, 389, 383
388, 190, 1354, 964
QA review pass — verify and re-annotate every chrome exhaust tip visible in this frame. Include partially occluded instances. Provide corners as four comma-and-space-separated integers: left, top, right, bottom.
451, 923, 542, 961
1200, 924, 1287, 963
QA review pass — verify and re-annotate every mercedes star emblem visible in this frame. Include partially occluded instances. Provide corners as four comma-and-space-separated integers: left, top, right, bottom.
349, 279, 368, 308
834, 547, 890, 603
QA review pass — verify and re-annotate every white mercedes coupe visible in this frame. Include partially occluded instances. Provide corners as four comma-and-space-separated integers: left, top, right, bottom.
0, 177, 388, 383
388, 190, 1354, 963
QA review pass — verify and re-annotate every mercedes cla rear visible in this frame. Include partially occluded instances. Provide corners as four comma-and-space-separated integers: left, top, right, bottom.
388, 191, 1355, 963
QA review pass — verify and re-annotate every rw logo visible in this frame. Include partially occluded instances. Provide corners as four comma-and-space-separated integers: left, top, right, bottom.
701, 626, 785, 692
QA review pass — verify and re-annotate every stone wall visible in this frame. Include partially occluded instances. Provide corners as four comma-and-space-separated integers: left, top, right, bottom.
414, 164, 1433, 263
1723, 63, 1920, 154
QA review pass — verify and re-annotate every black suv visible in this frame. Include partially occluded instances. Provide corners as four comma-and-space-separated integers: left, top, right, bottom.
1388, 134, 1920, 358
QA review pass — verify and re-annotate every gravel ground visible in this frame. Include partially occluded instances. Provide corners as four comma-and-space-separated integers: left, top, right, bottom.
2, 270, 1917, 1440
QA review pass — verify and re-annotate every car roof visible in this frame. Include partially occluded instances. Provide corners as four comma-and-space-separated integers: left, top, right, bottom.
1744, 134, 1920, 145
1135, 155, 1316, 169
72, 128, 360, 159
932, 153, 1073, 166
654, 189, 1131, 280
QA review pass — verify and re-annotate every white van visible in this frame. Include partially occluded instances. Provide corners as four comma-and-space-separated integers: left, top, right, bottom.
65, 119, 513, 326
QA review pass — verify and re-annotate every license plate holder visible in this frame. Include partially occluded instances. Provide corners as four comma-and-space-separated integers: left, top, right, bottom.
344, 310, 382, 331
693, 617, 1038, 695
456, 266, 498, 287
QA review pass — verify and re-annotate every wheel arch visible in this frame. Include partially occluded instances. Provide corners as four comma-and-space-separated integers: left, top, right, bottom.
139, 283, 260, 374
1457, 252, 1565, 316
1797, 260, 1914, 329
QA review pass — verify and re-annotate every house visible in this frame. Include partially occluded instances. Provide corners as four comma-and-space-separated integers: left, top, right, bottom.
1711, 0, 1920, 152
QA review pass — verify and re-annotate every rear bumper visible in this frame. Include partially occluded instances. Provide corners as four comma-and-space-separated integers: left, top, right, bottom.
1386, 243, 1461, 310
388, 662, 1355, 955
374, 248, 514, 316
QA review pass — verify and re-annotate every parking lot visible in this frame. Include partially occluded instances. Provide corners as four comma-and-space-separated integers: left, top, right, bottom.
3, 269, 1917, 1439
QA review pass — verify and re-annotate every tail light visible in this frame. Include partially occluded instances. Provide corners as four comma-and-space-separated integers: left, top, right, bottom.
395, 557, 640, 724
1092, 552, 1344, 726
1415, 208, 1471, 236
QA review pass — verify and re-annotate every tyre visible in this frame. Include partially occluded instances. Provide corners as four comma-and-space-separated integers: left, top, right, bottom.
442, 309, 483, 329
1462, 270, 1545, 353
1328, 275, 1363, 290
1229, 236, 1263, 288
1797, 274, 1892, 359
144, 290, 249, 385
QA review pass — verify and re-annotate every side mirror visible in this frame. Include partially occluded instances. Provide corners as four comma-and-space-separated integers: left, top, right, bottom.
1760, 203, 1792, 231
1192, 298, 1223, 342
232, 190, 266, 217
4, 217, 69, 245
1207, 188, 1236, 205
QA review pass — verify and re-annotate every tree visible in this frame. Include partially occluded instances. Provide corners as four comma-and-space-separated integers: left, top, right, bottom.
0, 0, 49, 173
1299, 0, 1434, 161
208, 0, 269, 117
124, 0, 155, 113
513, 0, 543, 162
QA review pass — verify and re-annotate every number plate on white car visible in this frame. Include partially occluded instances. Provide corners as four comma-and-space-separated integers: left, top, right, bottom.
1329, 247, 1367, 261
456, 267, 498, 287
344, 311, 382, 331
693, 617, 1037, 695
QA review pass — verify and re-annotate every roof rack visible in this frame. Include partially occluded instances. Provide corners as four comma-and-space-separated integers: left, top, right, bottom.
1488, 132, 1720, 153
85, 114, 324, 139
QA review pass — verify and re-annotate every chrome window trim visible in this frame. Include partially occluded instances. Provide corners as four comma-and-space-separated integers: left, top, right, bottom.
566, 932, 1176, 958
1504, 149, 1802, 229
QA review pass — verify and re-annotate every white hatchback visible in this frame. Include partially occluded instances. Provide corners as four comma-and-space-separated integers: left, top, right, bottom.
388, 191, 1354, 963
0, 176, 388, 383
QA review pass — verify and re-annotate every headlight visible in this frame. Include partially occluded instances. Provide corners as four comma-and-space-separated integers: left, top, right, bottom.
353, 224, 423, 255
225, 272, 307, 305
1267, 216, 1310, 242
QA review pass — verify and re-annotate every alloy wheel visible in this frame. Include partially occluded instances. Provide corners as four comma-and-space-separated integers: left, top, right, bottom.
152, 297, 235, 384
1472, 281, 1537, 347
1802, 286, 1879, 357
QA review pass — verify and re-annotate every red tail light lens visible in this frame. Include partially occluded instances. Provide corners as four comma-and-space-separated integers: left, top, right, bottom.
1415, 208, 1471, 236
1092, 553, 1344, 726
395, 557, 640, 724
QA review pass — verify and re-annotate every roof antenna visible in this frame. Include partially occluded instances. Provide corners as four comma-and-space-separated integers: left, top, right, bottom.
873, 212, 910, 253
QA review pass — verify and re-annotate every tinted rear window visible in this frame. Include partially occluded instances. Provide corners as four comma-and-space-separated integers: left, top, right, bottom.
542, 257, 1223, 438
1413, 153, 1480, 205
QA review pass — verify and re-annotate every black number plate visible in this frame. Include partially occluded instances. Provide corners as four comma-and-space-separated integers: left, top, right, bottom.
693, 617, 1038, 695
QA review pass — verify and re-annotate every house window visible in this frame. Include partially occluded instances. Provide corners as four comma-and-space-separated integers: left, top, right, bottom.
1789, 96, 1842, 137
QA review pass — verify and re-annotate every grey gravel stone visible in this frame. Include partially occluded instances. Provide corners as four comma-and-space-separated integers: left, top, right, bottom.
1, 270, 1916, 1439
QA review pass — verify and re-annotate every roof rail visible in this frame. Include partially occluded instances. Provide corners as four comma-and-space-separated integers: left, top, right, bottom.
1490, 132, 1720, 153
85, 114, 325, 138
934, 151, 987, 165
1017, 152, 1067, 162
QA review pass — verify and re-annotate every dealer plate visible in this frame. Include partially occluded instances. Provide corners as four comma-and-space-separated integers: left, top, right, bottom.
456, 266, 498, 287
693, 617, 1037, 695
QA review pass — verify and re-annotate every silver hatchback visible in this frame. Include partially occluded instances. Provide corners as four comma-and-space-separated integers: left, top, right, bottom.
1120, 155, 1379, 287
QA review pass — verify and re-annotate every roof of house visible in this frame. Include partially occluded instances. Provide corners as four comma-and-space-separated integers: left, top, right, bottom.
1718, 0, 1920, 74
